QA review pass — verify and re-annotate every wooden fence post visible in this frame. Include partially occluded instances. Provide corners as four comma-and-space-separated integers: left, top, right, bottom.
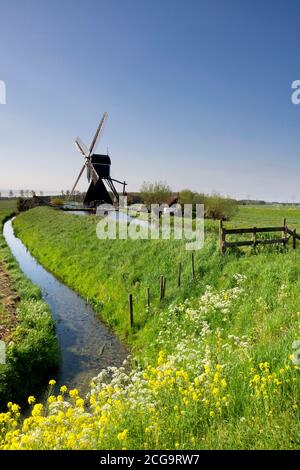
128, 294, 133, 328
177, 262, 182, 287
147, 287, 150, 307
192, 252, 195, 279
282, 218, 287, 246
219, 220, 225, 254
253, 226, 257, 247
163, 277, 166, 298
160, 275, 164, 301
293, 229, 296, 249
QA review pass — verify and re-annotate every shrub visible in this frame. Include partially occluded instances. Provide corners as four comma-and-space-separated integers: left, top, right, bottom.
140, 181, 172, 208
203, 193, 238, 220
17, 198, 36, 213
179, 191, 238, 220
51, 198, 64, 207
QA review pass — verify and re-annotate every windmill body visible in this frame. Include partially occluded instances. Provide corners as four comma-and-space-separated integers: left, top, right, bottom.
70, 113, 127, 207
84, 154, 112, 205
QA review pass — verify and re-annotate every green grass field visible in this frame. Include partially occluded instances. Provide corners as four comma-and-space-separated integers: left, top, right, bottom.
1, 203, 300, 449
228, 204, 300, 230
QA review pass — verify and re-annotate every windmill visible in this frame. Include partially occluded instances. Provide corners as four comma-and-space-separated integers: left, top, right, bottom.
70, 112, 127, 207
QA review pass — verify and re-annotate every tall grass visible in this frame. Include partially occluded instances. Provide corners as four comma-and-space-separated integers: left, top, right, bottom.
4, 205, 300, 449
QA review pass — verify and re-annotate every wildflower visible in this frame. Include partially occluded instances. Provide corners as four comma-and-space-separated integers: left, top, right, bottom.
48, 379, 56, 386
11, 404, 20, 414
31, 404, 43, 417
75, 398, 84, 408
117, 429, 128, 442
60, 385, 67, 394
27, 396, 35, 405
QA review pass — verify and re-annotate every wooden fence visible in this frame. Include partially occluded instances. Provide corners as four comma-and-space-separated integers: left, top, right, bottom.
219, 218, 300, 254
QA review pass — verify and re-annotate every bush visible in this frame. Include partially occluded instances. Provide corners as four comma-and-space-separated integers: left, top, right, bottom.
17, 197, 37, 212
203, 193, 238, 220
179, 191, 238, 220
51, 198, 64, 207
140, 181, 172, 208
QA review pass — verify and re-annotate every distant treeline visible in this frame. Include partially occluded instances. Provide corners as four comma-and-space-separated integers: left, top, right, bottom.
5, 182, 300, 221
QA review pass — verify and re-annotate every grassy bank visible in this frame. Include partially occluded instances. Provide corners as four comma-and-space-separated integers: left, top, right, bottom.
0, 201, 59, 409
1, 205, 300, 449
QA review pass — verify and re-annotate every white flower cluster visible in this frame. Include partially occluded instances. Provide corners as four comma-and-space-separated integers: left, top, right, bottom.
87, 274, 249, 411
153, 274, 249, 373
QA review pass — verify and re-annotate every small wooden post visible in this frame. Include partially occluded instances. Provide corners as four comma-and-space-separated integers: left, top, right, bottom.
163, 277, 166, 298
219, 220, 225, 254
293, 229, 296, 249
282, 218, 287, 246
147, 287, 150, 307
160, 275, 164, 301
253, 227, 257, 247
192, 252, 195, 280
128, 294, 133, 328
177, 262, 182, 287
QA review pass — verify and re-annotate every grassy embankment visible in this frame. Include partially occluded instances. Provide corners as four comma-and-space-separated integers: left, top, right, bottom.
1, 204, 300, 449
0, 200, 59, 409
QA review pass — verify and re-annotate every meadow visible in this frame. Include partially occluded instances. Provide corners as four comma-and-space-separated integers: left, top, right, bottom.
1, 203, 300, 449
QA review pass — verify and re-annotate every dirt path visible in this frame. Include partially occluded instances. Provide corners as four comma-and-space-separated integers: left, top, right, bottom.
0, 262, 19, 340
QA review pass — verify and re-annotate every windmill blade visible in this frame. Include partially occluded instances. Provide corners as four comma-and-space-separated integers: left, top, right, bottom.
88, 162, 99, 185
89, 112, 108, 156
86, 165, 91, 183
75, 138, 89, 157
69, 164, 86, 196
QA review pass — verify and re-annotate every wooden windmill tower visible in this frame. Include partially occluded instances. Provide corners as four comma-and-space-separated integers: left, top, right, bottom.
70, 113, 127, 206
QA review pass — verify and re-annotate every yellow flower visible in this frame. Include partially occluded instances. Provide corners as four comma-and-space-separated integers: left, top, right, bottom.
157, 351, 165, 366
31, 404, 43, 417
60, 385, 67, 394
221, 378, 227, 388
11, 404, 20, 414
27, 396, 35, 405
75, 398, 84, 408
117, 429, 128, 442
48, 379, 56, 386
69, 389, 79, 398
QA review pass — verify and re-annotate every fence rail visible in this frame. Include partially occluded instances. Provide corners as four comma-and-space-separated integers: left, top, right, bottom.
219, 218, 299, 254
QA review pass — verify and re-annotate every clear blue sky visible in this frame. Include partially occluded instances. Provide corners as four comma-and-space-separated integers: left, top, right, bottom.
1, 0, 300, 201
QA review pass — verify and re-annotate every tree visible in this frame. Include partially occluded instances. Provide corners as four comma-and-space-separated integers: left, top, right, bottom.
178, 189, 195, 204
140, 181, 172, 208
20, 189, 24, 197
9, 190, 13, 198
